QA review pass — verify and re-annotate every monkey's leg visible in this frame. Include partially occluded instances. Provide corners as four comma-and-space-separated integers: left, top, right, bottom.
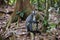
26, 23, 33, 32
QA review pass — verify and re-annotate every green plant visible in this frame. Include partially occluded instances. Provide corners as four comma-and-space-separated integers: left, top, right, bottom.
16, 10, 26, 18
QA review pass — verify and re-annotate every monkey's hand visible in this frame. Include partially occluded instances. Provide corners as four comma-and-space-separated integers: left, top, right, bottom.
32, 21, 39, 23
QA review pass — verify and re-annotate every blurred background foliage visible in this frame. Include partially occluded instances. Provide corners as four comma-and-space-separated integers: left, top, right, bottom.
0, 0, 60, 34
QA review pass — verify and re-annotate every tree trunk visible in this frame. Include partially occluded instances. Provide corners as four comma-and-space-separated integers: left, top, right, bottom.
6, 0, 21, 30
6, 0, 33, 29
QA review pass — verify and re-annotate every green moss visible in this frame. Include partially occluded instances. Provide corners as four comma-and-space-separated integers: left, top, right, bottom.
49, 23, 56, 28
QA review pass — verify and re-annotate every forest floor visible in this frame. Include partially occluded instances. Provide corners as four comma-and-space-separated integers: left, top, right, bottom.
0, 6, 60, 40
0, 13, 60, 40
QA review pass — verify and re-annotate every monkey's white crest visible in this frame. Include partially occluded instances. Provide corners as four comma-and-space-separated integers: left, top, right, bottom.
32, 11, 35, 13
32, 11, 37, 15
